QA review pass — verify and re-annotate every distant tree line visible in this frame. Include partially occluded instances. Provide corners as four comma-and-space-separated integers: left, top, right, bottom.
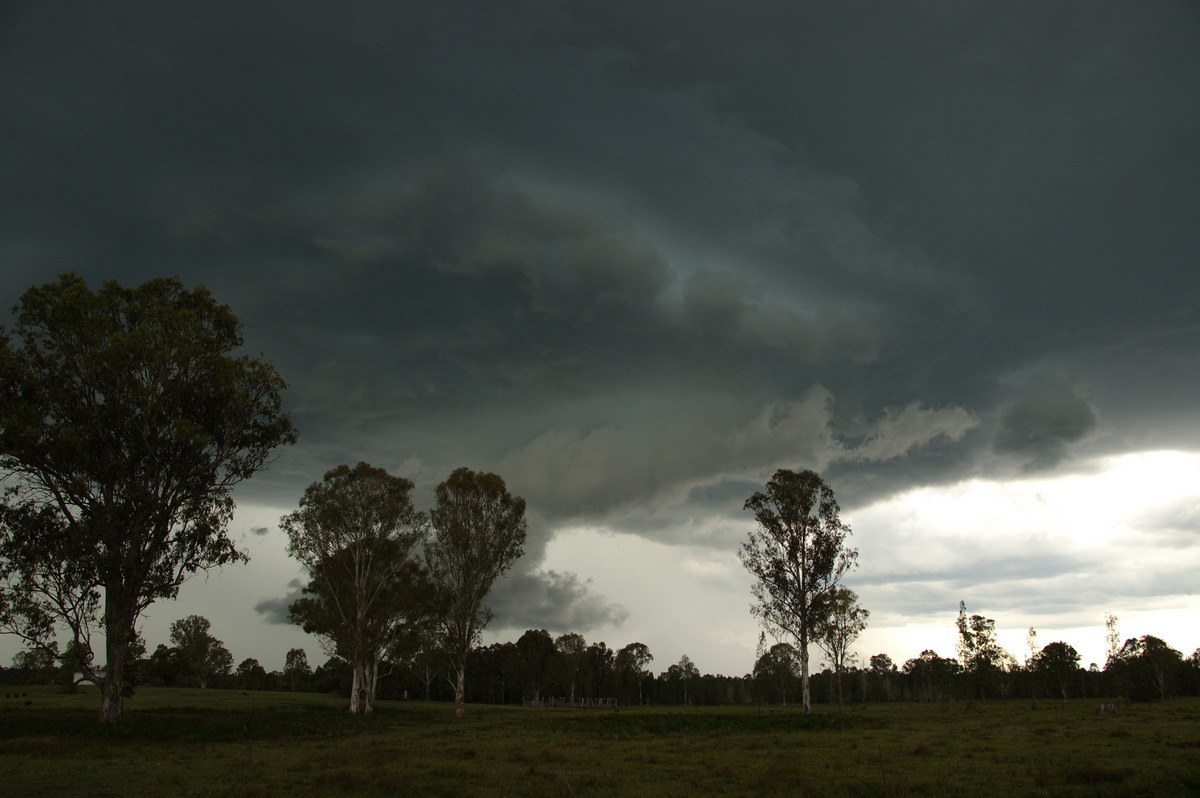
5, 616, 1197, 707
9, 622, 1197, 710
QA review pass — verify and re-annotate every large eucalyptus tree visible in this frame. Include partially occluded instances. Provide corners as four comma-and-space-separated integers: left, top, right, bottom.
282, 462, 429, 714
740, 469, 857, 714
425, 467, 526, 719
0, 273, 294, 723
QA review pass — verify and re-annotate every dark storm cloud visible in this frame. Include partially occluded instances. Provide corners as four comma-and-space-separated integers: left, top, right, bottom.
994, 376, 1099, 471
254, 579, 307, 626
488, 569, 629, 634
3, 1, 1199, 638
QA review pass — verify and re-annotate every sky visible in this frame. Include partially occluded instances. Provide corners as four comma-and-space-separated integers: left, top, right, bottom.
1, 1, 1198, 677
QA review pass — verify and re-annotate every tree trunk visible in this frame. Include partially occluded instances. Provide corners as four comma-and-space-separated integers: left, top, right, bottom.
99, 655, 124, 725
349, 661, 361, 713
799, 635, 812, 714
98, 595, 133, 725
364, 659, 376, 715
453, 663, 466, 719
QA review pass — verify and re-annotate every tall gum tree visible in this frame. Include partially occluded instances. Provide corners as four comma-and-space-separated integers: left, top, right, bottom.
0, 274, 295, 724
425, 467, 526, 719
740, 468, 857, 714
282, 462, 428, 714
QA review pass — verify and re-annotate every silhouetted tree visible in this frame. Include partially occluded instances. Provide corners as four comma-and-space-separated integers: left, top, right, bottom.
283, 462, 429, 714
814, 587, 868, 712
1184, 649, 1200, 696
236, 657, 267, 690
754, 643, 801, 705
903, 650, 960, 702
956, 602, 1012, 700
143, 643, 185, 687
740, 469, 857, 714
676, 654, 700, 705
1032, 641, 1081, 700
555, 633, 587, 703
284, 648, 312, 691
11, 646, 57, 685
169, 615, 232, 688
515, 629, 555, 703
0, 274, 294, 723
868, 653, 897, 701
615, 642, 653, 705
1110, 635, 1183, 701
425, 467, 526, 719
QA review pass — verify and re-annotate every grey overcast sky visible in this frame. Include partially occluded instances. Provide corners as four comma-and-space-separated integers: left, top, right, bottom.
2, 1, 1198, 674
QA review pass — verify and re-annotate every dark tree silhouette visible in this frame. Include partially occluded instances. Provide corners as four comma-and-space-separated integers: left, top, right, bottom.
0, 274, 294, 723
283, 462, 429, 714
740, 469, 857, 713
425, 467, 526, 719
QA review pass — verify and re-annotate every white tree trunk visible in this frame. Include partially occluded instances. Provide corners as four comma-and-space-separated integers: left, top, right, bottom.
454, 664, 466, 719
800, 640, 812, 714
349, 662, 361, 714
364, 658, 377, 715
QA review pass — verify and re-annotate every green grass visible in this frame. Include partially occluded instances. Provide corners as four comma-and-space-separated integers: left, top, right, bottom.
2, 688, 1199, 796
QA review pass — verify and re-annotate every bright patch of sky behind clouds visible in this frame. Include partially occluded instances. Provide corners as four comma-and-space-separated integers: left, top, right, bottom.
1, 1, 1198, 672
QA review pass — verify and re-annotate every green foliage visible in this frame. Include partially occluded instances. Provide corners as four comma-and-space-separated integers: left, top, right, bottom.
515, 629, 555, 702
425, 467, 527, 719
1108, 635, 1184, 702
867, 653, 898, 702
169, 615, 233, 689
902, 649, 961, 702
282, 462, 433, 714
955, 601, 1016, 699
814, 587, 869, 710
740, 469, 857, 714
235, 658, 268, 690
1033, 641, 1081, 700
284, 648, 312, 692
554, 632, 588, 702
614, 641, 653, 705
753, 642, 801, 705
0, 273, 295, 723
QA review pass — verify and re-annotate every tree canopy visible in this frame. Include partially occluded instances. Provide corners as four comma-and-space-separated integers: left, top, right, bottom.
169, 614, 233, 689
1033, 641, 1081, 700
0, 273, 295, 723
956, 602, 1015, 700
814, 587, 869, 711
740, 469, 857, 714
425, 467, 526, 719
282, 462, 431, 714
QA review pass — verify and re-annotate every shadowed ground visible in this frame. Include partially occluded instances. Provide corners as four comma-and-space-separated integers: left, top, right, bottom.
1, 687, 1198, 796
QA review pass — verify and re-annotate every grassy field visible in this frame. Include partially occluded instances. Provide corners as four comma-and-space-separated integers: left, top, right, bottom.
1, 686, 1198, 797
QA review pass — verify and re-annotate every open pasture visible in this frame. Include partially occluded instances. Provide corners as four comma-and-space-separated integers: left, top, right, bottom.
1, 687, 1198, 797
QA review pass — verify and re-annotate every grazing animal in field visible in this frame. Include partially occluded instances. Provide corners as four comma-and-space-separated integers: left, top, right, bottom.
1095, 702, 1118, 715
